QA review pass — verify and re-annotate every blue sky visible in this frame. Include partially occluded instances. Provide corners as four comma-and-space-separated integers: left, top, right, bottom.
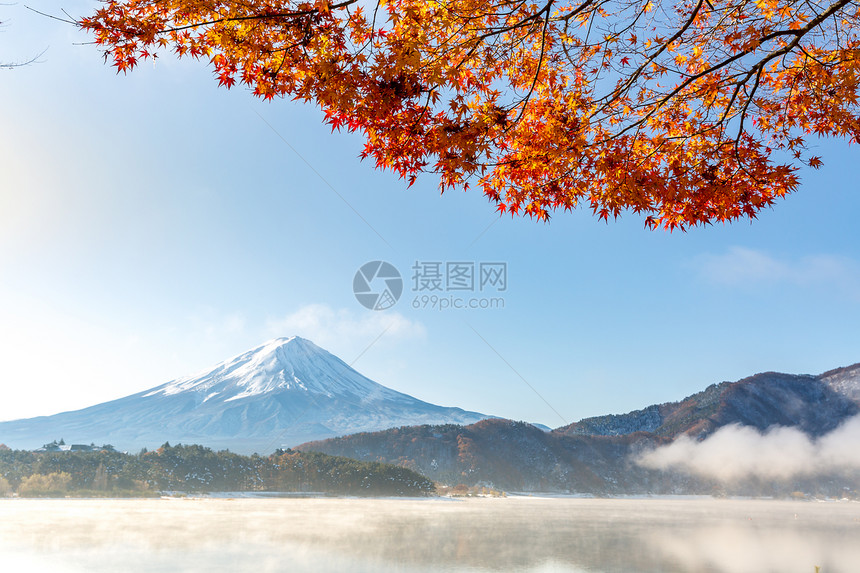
1, 1, 859, 428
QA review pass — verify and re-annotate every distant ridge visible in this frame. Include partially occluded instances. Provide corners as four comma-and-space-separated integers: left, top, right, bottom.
0, 337, 489, 454
553, 364, 860, 439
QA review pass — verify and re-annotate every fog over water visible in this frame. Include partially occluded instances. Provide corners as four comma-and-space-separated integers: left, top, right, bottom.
1, 498, 858, 572
637, 415, 860, 481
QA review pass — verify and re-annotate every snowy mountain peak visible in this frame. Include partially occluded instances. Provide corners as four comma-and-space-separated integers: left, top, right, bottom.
144, 336, 391, 402
0, 336, 489, 453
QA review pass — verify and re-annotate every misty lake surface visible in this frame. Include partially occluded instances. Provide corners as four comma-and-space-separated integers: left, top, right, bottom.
1, 497, 858, 573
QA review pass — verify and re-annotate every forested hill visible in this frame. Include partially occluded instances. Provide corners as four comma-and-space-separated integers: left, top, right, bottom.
297, 417, 860, 497
0, 443, 434, 497
298, 419, 678, 493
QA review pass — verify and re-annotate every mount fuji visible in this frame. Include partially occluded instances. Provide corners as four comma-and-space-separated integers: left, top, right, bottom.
0, 337, 489, 454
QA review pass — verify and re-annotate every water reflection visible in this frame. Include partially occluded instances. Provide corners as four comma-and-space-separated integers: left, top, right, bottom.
0, 497, 857, 572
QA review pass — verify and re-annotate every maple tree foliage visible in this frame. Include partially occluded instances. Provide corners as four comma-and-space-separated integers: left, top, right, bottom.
80, 0, 860, 228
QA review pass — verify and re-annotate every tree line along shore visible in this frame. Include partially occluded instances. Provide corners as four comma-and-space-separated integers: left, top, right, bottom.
0, 442, 435, 497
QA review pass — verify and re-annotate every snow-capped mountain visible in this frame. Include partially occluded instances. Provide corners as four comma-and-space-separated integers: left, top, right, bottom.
0, 337, 489, 454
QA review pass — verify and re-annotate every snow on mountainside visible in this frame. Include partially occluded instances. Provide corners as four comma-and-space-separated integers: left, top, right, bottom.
0, 337, 489, 454
821, 363, 860, 401
145, 337, 405, 403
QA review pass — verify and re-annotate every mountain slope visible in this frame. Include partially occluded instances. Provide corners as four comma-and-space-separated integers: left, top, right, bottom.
0, 337, 489, 454
554, 364, 860, 439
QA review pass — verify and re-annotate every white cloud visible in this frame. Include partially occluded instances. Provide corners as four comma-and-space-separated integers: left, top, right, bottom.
266, 303, 425, 362
636, 415, 860, 481
694, 247, 860, 299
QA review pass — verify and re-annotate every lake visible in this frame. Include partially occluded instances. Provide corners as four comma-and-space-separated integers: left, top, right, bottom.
1, 497, 858, 572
